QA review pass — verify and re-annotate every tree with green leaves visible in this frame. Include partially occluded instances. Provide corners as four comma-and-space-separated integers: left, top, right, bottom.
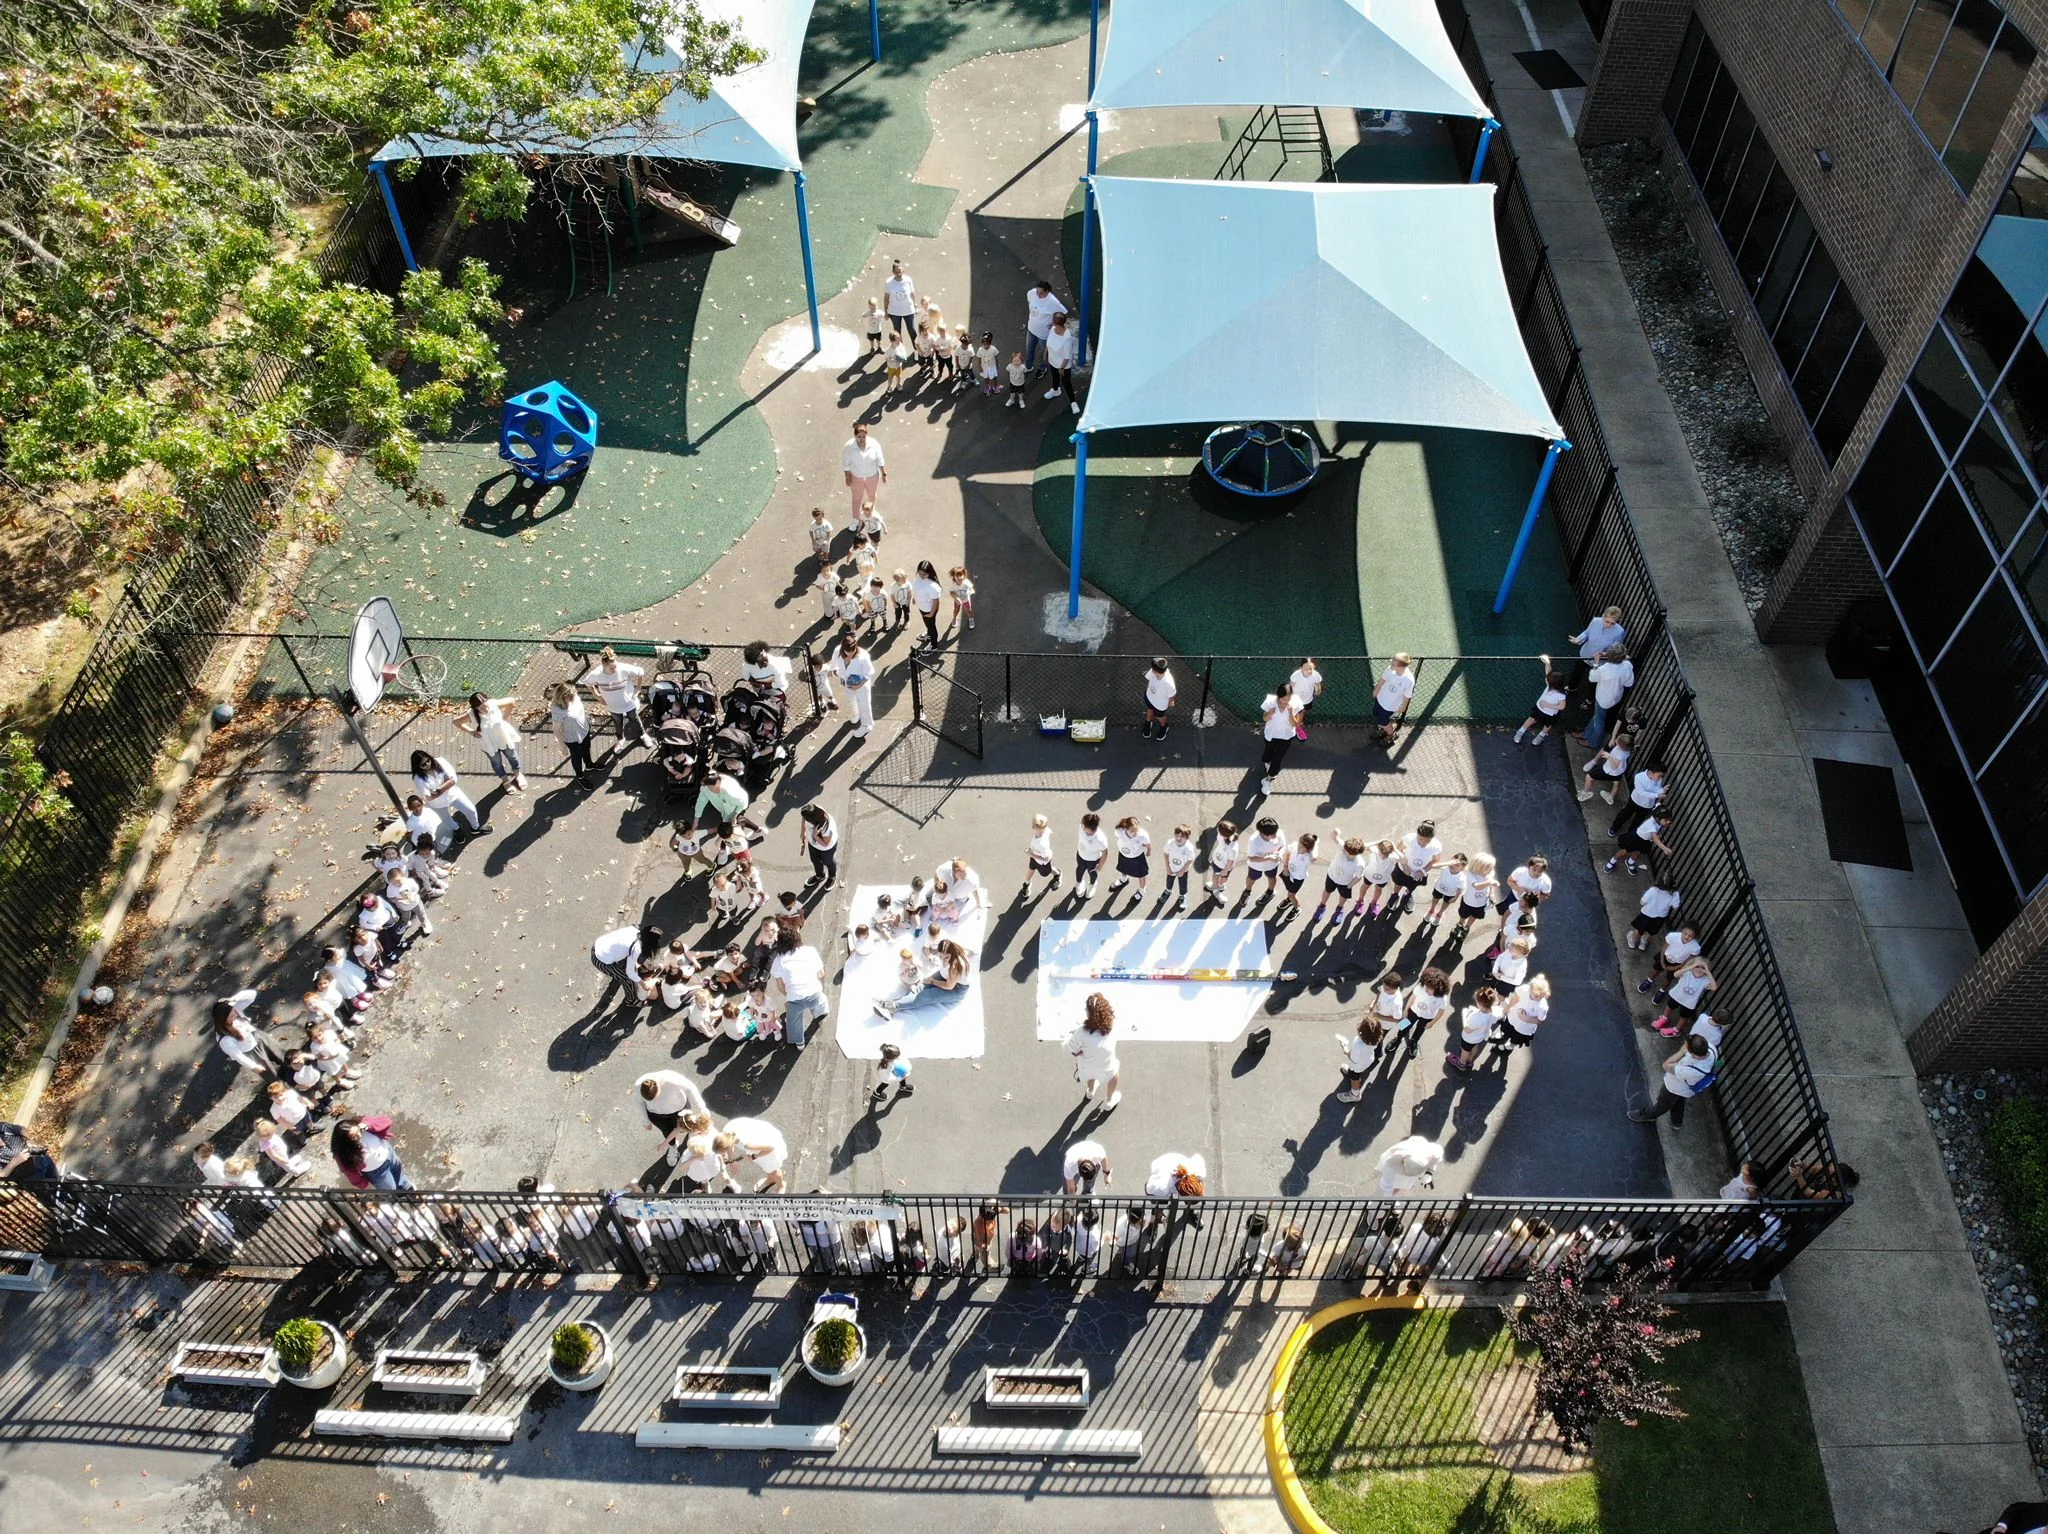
1, 0, 759, 562
1508, 1244, 1698, 1452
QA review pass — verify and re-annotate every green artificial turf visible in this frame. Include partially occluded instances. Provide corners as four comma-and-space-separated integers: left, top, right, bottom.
288, 0, 1094, 644
1284, 1305, 1835, 1534
1037, 118, 1578, 712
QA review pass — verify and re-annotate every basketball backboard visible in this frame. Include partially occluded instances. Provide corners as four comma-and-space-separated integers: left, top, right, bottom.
348, 596, 405, 712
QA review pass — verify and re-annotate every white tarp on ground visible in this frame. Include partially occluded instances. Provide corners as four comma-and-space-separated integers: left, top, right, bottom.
1077, 176, 1562, 441
835, 886, 989, 1060
1089, 0, 1488, 121
1035, 918, 1272, 1044
373, 0, 814, 172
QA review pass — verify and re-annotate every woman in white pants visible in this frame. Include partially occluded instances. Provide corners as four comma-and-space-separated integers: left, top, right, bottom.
829, 633, 876, 738
409, 750, 482, 836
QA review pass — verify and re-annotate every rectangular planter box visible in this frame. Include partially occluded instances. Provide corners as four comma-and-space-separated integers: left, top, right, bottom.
636, 1422, 839, 1452
670, 1364, 782, 1410
371, 1348, 487, 1398
315, 1409, 518, 1442
171, 1341, 279, 1389
0, 1251, 53, 1294
982, 1366, 1091, 1410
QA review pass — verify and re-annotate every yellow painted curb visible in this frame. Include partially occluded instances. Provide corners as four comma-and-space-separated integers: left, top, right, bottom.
1263, 1294, 1427, 1534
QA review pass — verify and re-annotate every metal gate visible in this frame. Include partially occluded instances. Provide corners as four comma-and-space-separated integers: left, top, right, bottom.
908, 651, 984, 759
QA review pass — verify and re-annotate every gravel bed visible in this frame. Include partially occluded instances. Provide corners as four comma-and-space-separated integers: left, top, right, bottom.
1583, 142, 1808, 611
1921, 1070, 2048, 1477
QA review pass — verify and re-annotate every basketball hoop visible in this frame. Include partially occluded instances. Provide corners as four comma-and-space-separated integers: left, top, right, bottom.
385, 653, 449, 703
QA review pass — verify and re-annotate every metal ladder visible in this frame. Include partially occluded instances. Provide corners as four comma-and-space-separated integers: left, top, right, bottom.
1217, 105, 1334, 182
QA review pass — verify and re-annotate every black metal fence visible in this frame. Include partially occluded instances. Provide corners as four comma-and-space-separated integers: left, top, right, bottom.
0, 172, 459, 1056
1435, 0, 1844, 1202
920, 652, 1538, 732
0, 1183, 1833, 1291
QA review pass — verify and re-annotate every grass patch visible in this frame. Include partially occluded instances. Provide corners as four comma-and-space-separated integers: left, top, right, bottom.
1284, 1305, 1831, 1534
1988, 1095, 2048, 1282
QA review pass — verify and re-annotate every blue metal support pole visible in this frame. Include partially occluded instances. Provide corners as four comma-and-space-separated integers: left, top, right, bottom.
1078, 115, 1099, 365
1088, 0, 1101, 93
869, 0, 882, 62
1068, 433, 1090, 619
794, 171, 821, 354
1494, 438, 1572, 613
1468, 120, 1499, 183
371, 161, 419, 273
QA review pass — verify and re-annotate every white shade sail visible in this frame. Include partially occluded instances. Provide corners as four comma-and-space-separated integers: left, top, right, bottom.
1078, 176, 1559, 441
373, 0, 814, 173
1089, 0, 1489, 121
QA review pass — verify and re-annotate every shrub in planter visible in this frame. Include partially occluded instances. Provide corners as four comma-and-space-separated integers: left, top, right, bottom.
808, 1318, 860, 1374
273, 1319, 329, 1375
551, 1322, 598, 1376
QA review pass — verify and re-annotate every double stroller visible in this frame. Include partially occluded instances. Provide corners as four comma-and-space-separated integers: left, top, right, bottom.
718, 679, 790, 792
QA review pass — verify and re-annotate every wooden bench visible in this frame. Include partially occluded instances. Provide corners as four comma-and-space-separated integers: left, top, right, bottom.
635, 1422, 839, 1452
314, 1409, 519, 1442
934, 1426, 1142, 1459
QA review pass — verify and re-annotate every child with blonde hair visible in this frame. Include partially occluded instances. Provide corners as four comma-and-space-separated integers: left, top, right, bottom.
912, 322, 935, 375
948, 565, 976, 631
885, 336, 911, 396
1023, 813, 1059, 897
889, 567, 913, 628
255, 1118, 310, 1177
953, 327, 974, 388
933, 322, 958, 380
1005, 350, 1029, 408
1450, 852, 1499, 947
865, 296, 885, 354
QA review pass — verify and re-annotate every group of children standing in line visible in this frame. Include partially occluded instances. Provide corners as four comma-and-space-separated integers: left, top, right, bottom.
806, 506, 977, 645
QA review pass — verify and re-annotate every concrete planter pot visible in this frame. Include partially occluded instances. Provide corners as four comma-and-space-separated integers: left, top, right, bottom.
549, 1322, 616, 1393
277, 1322, 349, 1391
801, 1320, 866, 1388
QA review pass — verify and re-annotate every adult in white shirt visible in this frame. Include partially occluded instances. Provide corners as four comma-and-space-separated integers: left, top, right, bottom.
1580, 644, 1635, 746
592, 922, 660, 1009
937, 857, 985, 914
1258, 684, 1304, 796
1718, 1162, 1761, 1201
1023, 281, 1068, 372
1043, 313, 1080, 412
635, 1070, 707, 1157
909, 560, 944, 648
1063, 1139, 1113, 1194
716, 1117, 789, 1194
1144, 1152, 1206, 1200
1376, 1134, 1444, 1196
883, 260, 918, 337
1288, 658, 1324, 713
827, 633, 876, 739
546, 680, 593, 781
800, 803, 840, 890
1373, 653, 1415, 747
768, 928, 829, 1047
588, 647, 647, 751
841, 422, 888, 519
1142, 658, 1177, 740
407, 749, 482, 835
1628, 1033, 1716, 1128
742, 640, 794, 697
1064, 992, 1122, 1109
456, 692, 527, 793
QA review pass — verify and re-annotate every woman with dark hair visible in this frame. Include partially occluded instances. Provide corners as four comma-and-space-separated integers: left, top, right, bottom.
590, 922, 664, 1011
213, 994, 289, 1078
799, 803, 840, 892
408, 749, 483, 837
455, 691, 527, 793
330, 1113, 412, 1191
909, 561, 944, 648
875, 938, 971, 1019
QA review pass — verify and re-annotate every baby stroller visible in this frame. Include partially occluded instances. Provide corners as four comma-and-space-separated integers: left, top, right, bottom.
644, 676, 685, 727
675, 669, 720, 727
722, 685, 790, 790
655, 717, 702, 803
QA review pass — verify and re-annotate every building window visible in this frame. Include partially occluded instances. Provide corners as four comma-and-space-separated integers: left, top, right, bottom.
1831, 0, 2038, 192
1845, 121, 2048, 907
1663, 22, 1885, 461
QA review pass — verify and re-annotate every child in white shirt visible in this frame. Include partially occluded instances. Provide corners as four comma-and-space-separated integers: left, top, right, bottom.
808, 506, 834, 567
1023, 813, 1059, 898
1514, 657, 1570, 745
849, 922, 877, 958
865, 297, 885, 354
1207, 819, 1240, 900
886, 338, 911, 395
948, 566, 976, 631
889, 567, 913, 628
1423, 853, 1469, 927
1162, 824, 1198, 911
872, 1041, 914, 1104
856, 501, 886, 547
709, 869, 742, 925
851, 532, 877, 579
863, 575, 890, 636
1314, 835, 1367, 923
977, 334, 1001, 396
1359, 839, 1398, 918
829, 580, 863, 630
1005, 351, 1028, 407
255, 1118, 310, 1177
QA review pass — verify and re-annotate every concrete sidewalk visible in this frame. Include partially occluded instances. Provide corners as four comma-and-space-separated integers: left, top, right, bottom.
1462, 0, 2037, 1526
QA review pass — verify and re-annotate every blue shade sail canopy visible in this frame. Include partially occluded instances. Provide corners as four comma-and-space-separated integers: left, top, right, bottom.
373, 0, 815, 173
1089, 0, 1488, 121
1077, 176, 1562, 441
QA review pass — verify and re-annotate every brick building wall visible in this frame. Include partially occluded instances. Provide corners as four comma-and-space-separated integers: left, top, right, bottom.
1910, 888, 2048, 1071
1576, 0, 1693, 146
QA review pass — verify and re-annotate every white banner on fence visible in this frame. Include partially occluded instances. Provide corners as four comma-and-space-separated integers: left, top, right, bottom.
615, 1197, 906, 1225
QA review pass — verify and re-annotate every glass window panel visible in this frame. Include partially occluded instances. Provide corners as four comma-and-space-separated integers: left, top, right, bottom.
1687, 67, 1740, 179
1839, 0, 1877, 30
1911, 326, 1988, 450
1664, 17, 1707, 124
1862, 0, 1921, 71
1916, 0, 1998, 147
1773, 254, 1840, 375
1977, 687, 2048, 894
1946, 253, 2034, 385
1795, 290, 1867, 417
1891, 485, 1998, 655
1718, 120, 1778, 241
1999, 124, 2048, 217
1890, 0, 1959, 108
1851, 396, 1951, 563
2012, 513, 2048, 631
1703, 104, 1757, 216
1816, 328, 1887, 460
1987, 327, 2048, 484
1931, 576, 2048, 763
1735, 165, 1798, 288
1946, 20, 2037, 187
1957, 413, 2041, 544
1756, 208, 1815, 330
1668, 26, 1721, 149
